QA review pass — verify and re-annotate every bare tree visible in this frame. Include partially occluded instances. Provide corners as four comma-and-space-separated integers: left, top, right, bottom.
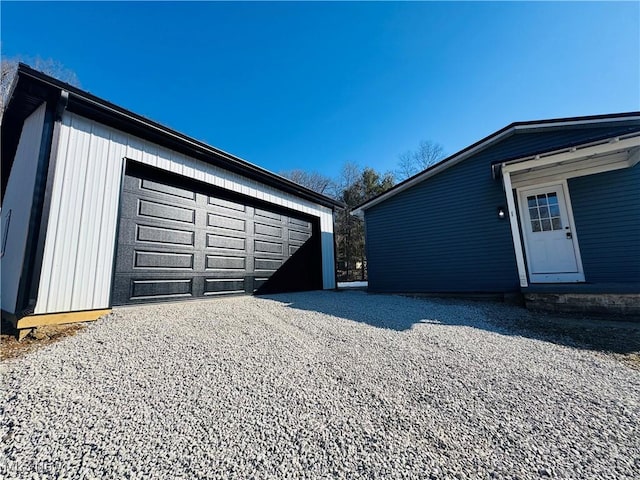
279, 169, 334, 195
396, 140, 445, 180
332, 161, 360, 199
1, 55, 80, 112
1, 58, 18, 112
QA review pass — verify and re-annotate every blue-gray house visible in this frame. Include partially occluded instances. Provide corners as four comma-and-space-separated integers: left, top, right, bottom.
352, 112, 640, 314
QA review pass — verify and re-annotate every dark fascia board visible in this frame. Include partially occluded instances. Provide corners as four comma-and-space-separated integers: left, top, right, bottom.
9, 64, 344, 210
490, 128, 640, 168
352, 111, 640, 215
1, 72, 63, 199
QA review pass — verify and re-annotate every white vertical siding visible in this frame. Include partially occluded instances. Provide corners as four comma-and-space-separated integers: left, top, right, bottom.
35, 112, 335, 314
1, 103, 47, 314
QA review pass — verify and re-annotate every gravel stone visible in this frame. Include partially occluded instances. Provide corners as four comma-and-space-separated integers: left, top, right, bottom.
1, 291, 639, 479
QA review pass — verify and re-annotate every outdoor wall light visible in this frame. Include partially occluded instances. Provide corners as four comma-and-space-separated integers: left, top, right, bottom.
497, 207, 506, 219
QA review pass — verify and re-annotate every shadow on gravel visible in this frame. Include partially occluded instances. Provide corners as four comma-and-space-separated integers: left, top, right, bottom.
264, 290, 640, 367
264, 290, 434, 332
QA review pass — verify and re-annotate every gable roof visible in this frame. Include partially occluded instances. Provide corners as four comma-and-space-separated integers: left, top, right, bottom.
1, 63, 344, 209
351, 111, 640, 216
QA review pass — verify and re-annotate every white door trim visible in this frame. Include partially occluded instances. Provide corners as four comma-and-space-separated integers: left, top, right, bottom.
516, 180, 585, 283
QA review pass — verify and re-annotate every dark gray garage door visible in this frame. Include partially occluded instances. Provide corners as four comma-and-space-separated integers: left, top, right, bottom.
112, 165, 320, 305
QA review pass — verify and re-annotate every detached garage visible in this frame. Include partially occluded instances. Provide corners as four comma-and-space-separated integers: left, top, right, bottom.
1, 64, 342, 331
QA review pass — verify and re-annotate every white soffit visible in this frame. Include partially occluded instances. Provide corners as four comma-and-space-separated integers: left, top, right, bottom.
503, 133, 640, 188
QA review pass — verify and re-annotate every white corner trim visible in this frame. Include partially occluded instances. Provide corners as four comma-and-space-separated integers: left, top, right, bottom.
502, 172, 528, 287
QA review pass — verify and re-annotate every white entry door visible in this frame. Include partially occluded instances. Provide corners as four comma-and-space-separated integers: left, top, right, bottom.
518, 183, 584, 283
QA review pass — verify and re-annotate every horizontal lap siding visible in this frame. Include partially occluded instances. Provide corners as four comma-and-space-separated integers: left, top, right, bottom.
366, 155, 518, 293
35, 112, 334, 314
568, 164, 640, 283
365, 124, 640, 294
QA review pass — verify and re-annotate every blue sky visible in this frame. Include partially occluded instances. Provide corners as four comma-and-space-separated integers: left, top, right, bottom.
2, 2, 639, 180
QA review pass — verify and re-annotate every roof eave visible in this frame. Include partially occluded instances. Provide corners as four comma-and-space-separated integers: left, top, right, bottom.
10, 64, 345, 210
351, 125, 518, 216
352, 112, 640, 215
500, 130, 640, 174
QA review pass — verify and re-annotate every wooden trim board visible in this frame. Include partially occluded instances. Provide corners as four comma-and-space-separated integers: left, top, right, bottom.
16, 309, 111, 329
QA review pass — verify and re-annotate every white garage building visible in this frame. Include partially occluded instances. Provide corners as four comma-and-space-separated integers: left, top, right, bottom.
1, 64, 341, 331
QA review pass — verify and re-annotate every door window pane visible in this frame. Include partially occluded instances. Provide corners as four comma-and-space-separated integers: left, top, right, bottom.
527, 191, 563, 232
529, 207, 539, 219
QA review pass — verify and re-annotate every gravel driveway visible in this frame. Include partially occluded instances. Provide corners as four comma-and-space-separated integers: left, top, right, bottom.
2, 291, 639, 479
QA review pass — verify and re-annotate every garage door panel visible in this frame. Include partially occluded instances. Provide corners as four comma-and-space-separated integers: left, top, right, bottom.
205, 255, 246, 271
255, 222, 282, 238
206, 233, 247, 252
113, 167, 321, 305
204, 278, 245, 295
289, 244, 301, 255
134, 250, 194, 270
255, 208, 281, 221
118, 202, 196, 232
111, 276, 184, 303
118, 217, 198, 248
289, 217, 311, 229
254, 239, 283, 255
116, 243, 197, 267
254, 257, 282, 272
289, 229, 311, 242
136, 224, 195, 247
140, 178, 196, 200
207, 213, 246, 232
131, 278, 194, 300
138, 199, 196, 224
208, 197, 245, 212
